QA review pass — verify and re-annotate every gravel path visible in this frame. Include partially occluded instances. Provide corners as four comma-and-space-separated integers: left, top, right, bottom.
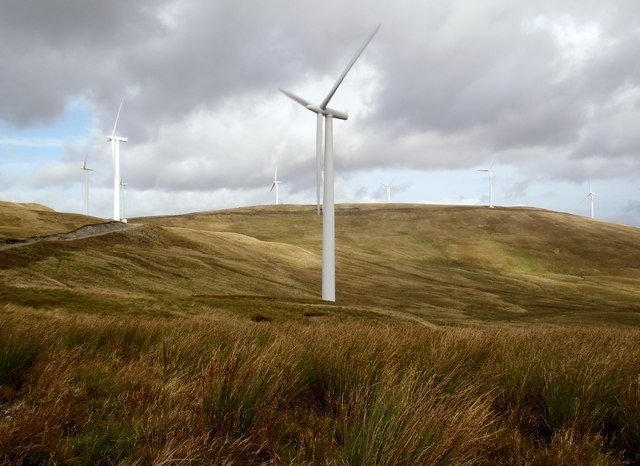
0, 222, 142, 251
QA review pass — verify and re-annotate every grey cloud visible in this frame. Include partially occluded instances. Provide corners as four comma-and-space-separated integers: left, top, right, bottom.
2, 0, 640, 199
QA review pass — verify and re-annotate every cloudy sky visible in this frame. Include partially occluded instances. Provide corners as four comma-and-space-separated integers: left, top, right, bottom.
1, 0, 639, 225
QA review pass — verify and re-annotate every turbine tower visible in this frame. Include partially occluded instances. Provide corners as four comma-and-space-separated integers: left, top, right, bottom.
280, 25, 380, 302
478, 162, 495, 208
106, 98, 127, 221
585, 181, 600, 219
80, 155, 93, 215
120, 181, 128, 221
381, 183, 392, 204
270, 167, 281, 205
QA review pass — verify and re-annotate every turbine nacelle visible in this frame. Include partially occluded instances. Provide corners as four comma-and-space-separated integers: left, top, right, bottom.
106, 135, 128, 143
279, 89, 349, 120
81, 162, 94, 172
306, 104, 349, 120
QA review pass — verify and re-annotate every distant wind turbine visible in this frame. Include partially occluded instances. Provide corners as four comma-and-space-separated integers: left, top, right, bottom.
120, 181, 128, 221
270, 167, 281, 205
106, 98, 127, 221
381, 183, 393, 203
478, 161, 495, 208
80, 155, 93, 215
584, 181, 600, 219
280, 25, 380, 302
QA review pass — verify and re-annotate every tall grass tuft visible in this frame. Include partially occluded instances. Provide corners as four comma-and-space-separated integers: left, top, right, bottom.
339, 369, 496, 465
0, 330, 41, 393
493, 329, 640, 462
201, 338, 302, 440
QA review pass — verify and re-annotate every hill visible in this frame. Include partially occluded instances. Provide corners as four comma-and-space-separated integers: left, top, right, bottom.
0, 200, 102, 241
1, 201, 639, 325
2, 201, 640, 464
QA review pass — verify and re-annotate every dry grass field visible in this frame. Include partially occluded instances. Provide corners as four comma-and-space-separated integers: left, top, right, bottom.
1, 201, 640, 464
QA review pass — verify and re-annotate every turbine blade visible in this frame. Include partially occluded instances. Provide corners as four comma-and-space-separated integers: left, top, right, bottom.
111, 97, 125, 137
83, 154, 88, 169
279, 88, 313, 109
270, 182, 275, 192
489, 159, 494, 170
319, 24, 381, 110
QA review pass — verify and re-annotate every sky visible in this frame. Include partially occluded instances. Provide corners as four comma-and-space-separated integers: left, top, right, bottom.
1, 0, 639, 225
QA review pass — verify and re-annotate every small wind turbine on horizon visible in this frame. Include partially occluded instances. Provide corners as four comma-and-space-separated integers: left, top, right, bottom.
584, 181, 600, 219
270, 167, 281, 205
381, 183, 393, 203
106, 98, 127, 222
478, 161, 495, 208
80, 155, 93, 215
280, 24, 381, 302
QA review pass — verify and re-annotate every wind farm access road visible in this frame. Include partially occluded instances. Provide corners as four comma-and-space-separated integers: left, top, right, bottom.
0, 222, 142, 251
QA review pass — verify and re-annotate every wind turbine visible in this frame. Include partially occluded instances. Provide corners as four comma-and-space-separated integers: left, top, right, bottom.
280, 25, 380, 302
584, 181, 600, 219
120, 181, 128, 221
80, 155, 93, 215
270, 167, 281, 205
478, 161, 495, 208
381, 183, 392, 204
106, 98, 127, 221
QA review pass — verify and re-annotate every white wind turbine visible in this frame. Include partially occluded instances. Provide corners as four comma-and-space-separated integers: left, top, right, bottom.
106, 98, 127, 221
80, 155, 93, 215
280, 25, 380, 302
381, 183, 392, 203
584, 181, 600, 219
478, 161, 495, 208
270, 167, 282, 205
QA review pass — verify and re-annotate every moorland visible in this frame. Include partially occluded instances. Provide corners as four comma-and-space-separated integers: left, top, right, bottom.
1, 201, 639, 464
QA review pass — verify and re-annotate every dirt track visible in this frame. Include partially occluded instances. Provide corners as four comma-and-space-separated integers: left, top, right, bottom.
0, 222, 142, 251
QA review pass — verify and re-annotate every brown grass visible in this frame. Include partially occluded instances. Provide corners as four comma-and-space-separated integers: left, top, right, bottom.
0, 201, 102, 241
2, 202, 640, 326
0, 310, 639, 464
1, 202, 640, 462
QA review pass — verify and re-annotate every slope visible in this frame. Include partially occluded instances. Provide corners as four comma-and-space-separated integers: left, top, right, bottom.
1, 202, 639, 325
0, 200, 103, 241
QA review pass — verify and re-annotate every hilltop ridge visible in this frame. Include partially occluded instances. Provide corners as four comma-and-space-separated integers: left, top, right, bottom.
0, 200, 102, 241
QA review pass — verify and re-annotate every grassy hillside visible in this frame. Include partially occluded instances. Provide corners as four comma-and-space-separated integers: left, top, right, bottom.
138, 204, 640, 324
4, 201, 638, 325
0, 201, 103, 241
2, 201, 640, 463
